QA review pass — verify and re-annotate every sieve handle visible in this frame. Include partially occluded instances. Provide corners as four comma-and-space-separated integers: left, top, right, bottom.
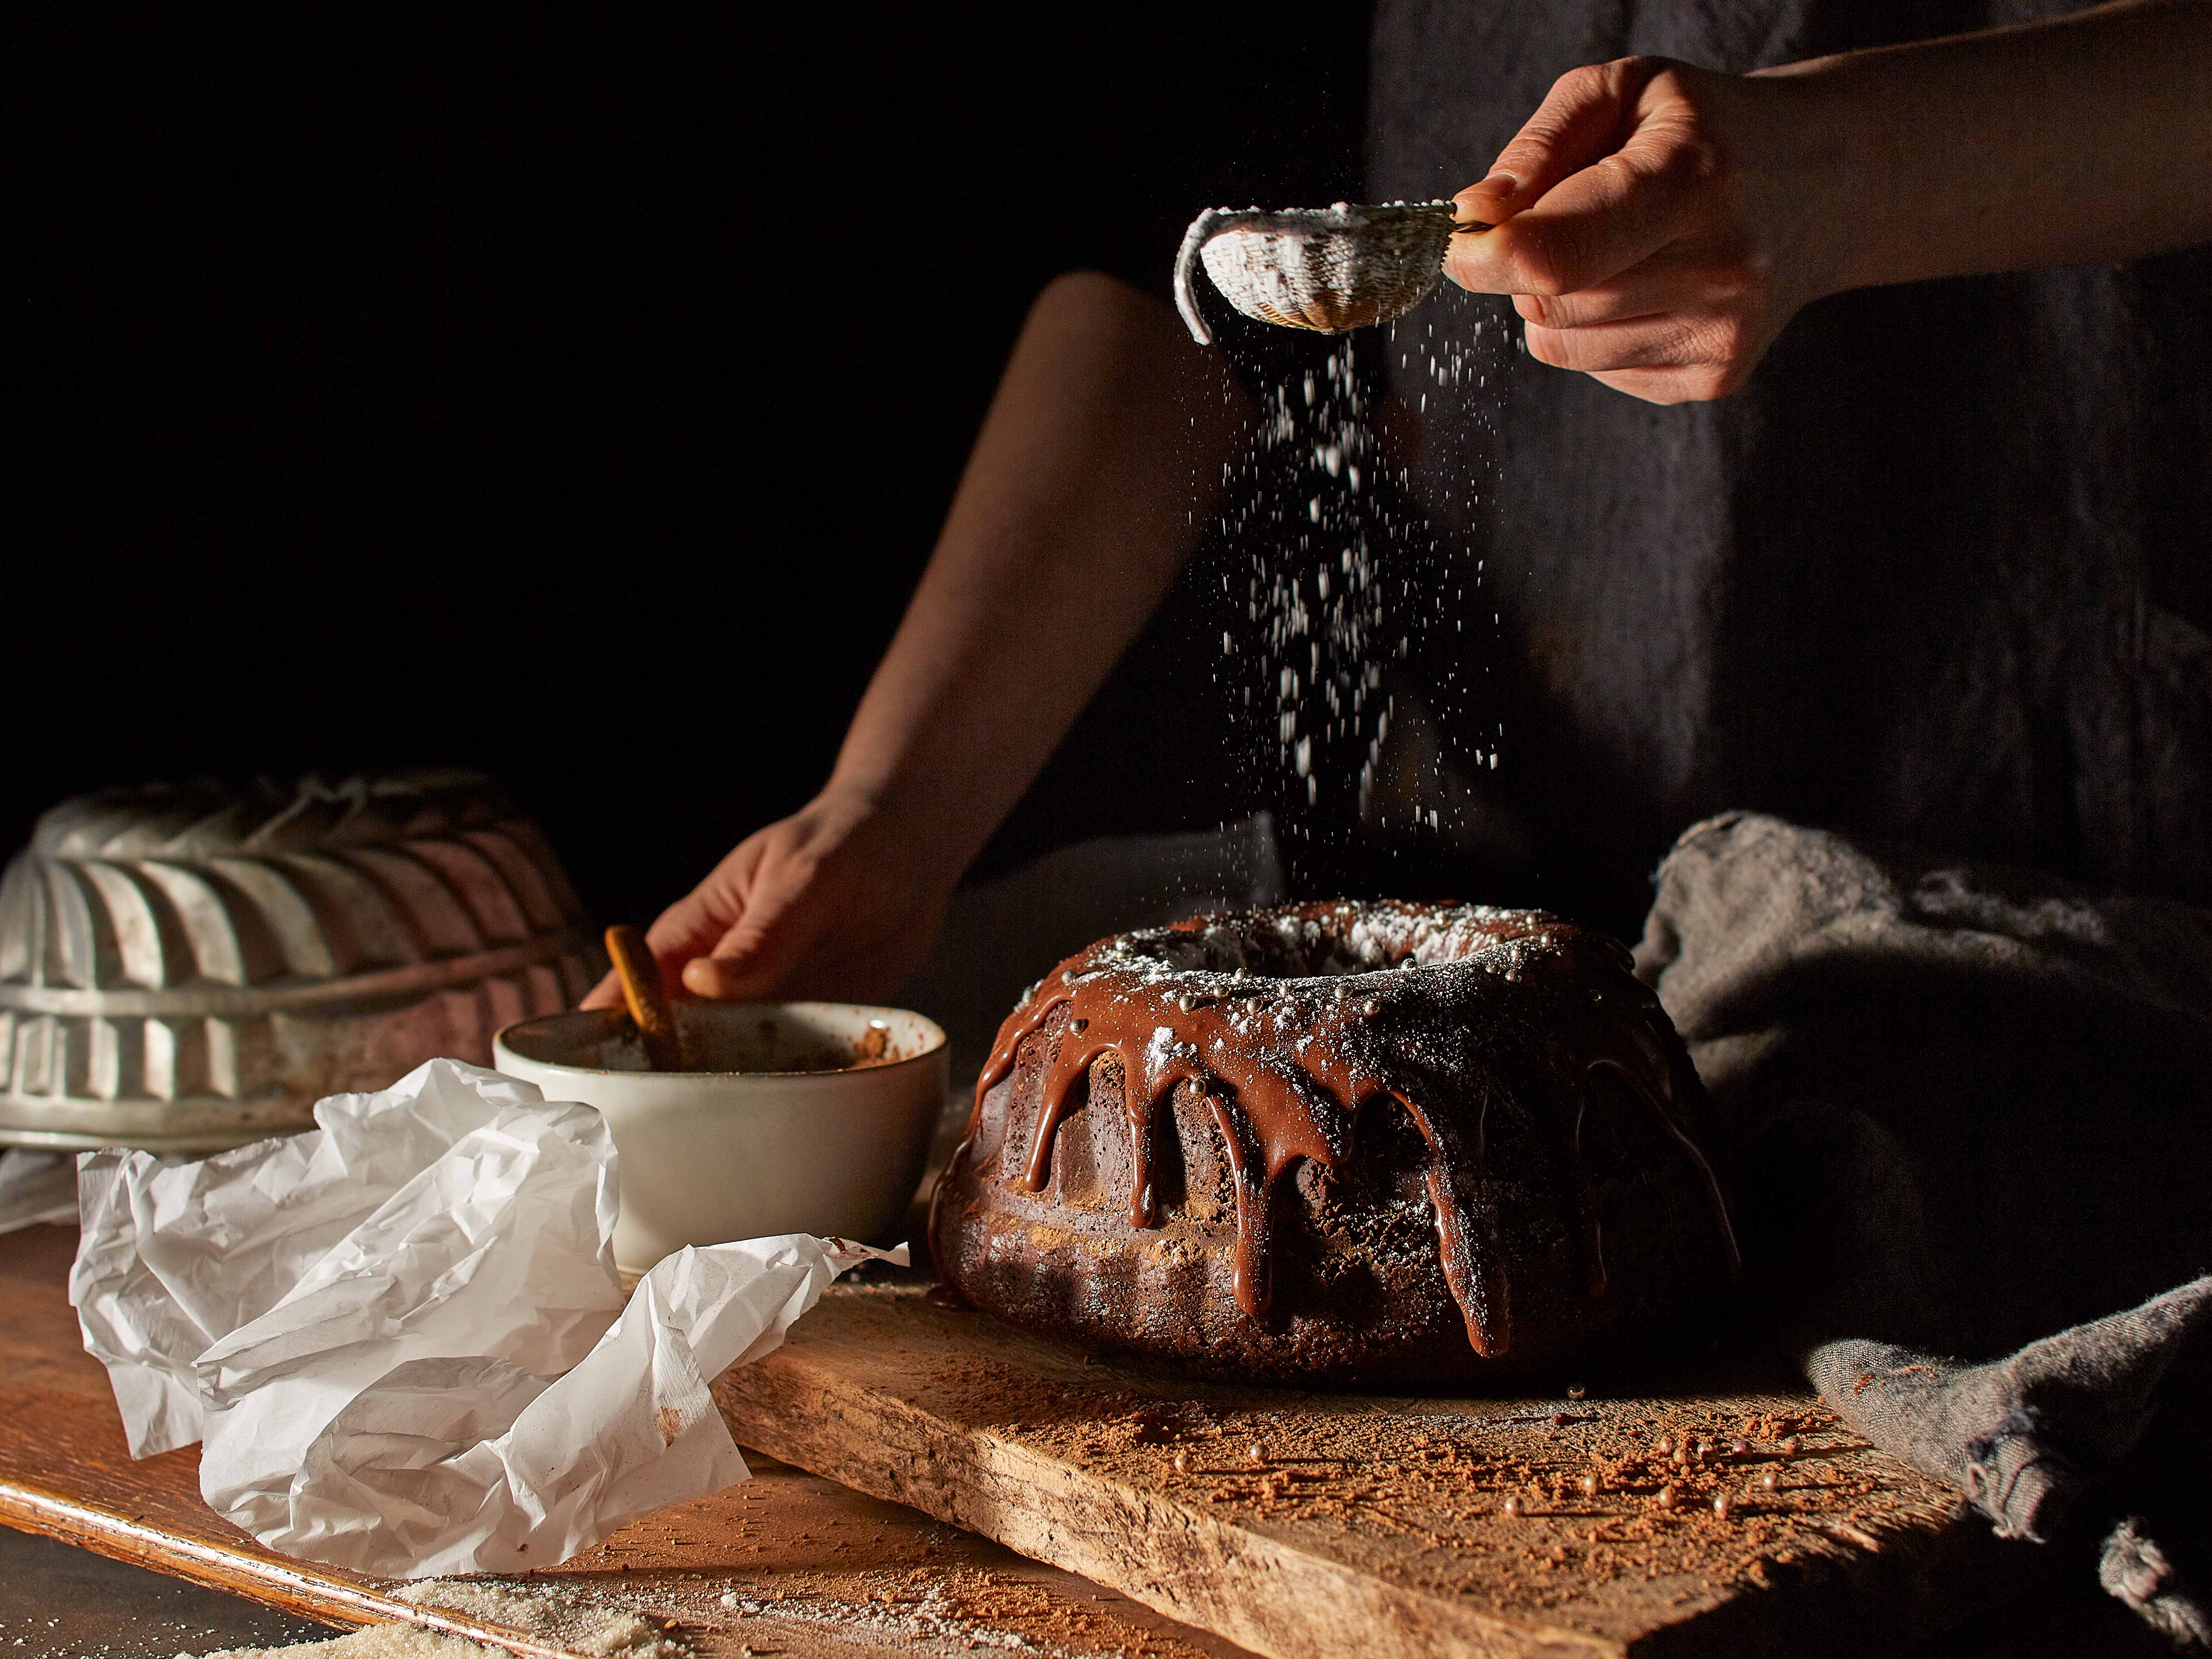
1172, 208, 1283, 346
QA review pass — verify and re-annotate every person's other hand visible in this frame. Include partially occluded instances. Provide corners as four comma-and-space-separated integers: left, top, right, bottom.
1444, 58, 1846, 404
580, 786, 955, 1010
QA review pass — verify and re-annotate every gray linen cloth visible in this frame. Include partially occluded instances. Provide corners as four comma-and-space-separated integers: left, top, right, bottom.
1637, 813, 2212, 1647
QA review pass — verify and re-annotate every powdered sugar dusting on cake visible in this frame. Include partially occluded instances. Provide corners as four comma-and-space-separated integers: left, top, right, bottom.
951, 900, 1737, 1361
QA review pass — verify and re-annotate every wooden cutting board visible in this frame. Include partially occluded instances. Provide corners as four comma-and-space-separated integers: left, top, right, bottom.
715, 1283, 2031, 1659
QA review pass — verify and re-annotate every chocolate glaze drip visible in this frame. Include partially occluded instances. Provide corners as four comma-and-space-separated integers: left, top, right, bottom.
954, 900, 1736, 1360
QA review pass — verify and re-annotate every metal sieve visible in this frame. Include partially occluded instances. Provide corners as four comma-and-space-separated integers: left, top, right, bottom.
1173, 200, 1482, 346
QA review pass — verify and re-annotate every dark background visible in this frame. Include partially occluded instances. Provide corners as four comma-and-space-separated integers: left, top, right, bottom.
24, 10, 1369, 929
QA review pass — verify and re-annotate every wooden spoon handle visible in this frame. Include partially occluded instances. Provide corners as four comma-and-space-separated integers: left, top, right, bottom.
604, 924, 685, 1071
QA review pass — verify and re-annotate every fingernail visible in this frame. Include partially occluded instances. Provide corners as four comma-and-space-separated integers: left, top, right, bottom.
1474, 172, 1517, 198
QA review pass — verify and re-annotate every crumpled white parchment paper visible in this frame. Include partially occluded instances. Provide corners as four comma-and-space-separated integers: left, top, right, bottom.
69, 1057, 901, 1576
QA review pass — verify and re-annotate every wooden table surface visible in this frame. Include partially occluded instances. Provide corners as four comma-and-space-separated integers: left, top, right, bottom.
0, 1221, 1253, 1658
0, 1222, 2168, 1658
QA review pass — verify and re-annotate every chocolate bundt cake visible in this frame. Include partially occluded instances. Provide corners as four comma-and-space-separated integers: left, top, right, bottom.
929, 901, 1738, 1386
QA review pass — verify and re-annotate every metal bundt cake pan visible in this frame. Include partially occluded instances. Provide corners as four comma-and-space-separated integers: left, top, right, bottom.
0, 770, 603, 1151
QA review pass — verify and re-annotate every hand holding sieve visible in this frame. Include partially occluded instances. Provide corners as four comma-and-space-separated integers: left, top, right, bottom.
1173, 200, 1488, 346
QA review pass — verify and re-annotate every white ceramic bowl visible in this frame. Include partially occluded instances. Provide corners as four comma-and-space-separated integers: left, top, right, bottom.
494, 1001, 948, 1273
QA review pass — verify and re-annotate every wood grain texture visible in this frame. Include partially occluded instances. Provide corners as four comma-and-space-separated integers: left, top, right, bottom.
0, 1385, 576, 1657
714, 1285, 2034, 1659
0, 1224, 1254, 1659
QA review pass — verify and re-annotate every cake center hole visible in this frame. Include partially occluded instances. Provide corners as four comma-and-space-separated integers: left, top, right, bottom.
1133, 912, 1483, 980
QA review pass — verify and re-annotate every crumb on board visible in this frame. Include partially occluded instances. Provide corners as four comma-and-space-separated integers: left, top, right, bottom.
910, 1334, 1930, 1617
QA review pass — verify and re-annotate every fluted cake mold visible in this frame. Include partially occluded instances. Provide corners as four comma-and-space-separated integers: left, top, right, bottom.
930, 900, 1738, 1387
0, 771, 601, 1151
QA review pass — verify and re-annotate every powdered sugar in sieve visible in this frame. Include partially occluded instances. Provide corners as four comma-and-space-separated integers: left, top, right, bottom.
1173, 200, 1476, 345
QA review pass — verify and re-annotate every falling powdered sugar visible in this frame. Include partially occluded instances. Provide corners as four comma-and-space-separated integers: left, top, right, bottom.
1203, 293, 1509, 849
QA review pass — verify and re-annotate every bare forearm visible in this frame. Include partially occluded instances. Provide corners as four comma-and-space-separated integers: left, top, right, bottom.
1443, 0, 2209, 402
826, 271, 1247, 881
1774, 0, 2212, 293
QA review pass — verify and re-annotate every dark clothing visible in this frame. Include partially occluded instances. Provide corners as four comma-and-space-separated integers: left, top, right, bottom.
1366, 0, 2212, 932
